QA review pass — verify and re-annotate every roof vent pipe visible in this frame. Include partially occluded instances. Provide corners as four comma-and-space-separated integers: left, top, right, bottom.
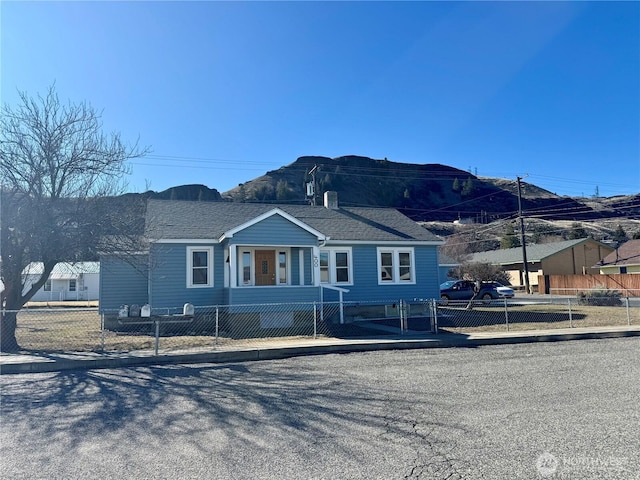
324, 191, 339, 210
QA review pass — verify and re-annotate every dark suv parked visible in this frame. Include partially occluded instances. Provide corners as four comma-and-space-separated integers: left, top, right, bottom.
439, 280, 500, 305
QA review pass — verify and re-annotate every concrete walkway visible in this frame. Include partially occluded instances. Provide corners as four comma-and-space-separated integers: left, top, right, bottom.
2, 325, 640, 374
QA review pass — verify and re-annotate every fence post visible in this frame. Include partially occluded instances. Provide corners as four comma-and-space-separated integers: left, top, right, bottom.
403, 299, 407, 334
100, 312, 105, 352
432, 299, 439, 334
625, 297, 630, 326
154, 319, 160, 355
215, 306, 219, 347
568, 298, 573, 327
313, 302, 317, 339
399, 299, 405, 335
504, 297, 509, 332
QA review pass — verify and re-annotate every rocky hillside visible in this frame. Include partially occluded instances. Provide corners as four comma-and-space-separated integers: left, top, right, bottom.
220, 155, 639, 223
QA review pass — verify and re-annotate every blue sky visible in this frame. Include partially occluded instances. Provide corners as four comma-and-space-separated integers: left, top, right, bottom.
2, 1, 638, 198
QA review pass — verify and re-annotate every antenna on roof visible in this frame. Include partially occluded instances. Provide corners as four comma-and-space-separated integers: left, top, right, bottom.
307, 165, 318, 206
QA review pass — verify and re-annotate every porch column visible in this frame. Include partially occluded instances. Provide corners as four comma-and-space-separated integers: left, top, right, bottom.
299, 249, 305, 286
312, 245, 320, 286
229, 245, 237, 288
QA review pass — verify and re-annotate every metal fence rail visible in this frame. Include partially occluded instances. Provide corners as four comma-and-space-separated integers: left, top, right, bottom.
435, 296, 640, 334
3, 294, 639, 354
5, 299, 435, 354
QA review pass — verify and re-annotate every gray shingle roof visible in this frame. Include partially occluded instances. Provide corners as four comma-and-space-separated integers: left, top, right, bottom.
470, 238, 601, 265
145, 200, 442, 243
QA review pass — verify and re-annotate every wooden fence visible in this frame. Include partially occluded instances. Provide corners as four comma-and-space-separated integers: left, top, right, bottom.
539, 274, 640, 296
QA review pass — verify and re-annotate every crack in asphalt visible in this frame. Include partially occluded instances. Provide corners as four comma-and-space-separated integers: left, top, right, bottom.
377, 409, 473, 479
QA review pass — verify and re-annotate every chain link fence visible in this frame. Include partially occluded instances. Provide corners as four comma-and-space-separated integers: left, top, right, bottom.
435, 295, 640, 334
4, 293, 639, 354
5, 299, 435, 354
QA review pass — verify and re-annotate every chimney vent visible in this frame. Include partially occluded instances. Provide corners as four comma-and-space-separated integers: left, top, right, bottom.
324, 191, 338, 209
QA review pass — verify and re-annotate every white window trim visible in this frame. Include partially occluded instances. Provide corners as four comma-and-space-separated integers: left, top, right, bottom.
236, 247, 291, 287
376, 247, 415, 285
319, 247, 353, 286
187, 246, 214, 288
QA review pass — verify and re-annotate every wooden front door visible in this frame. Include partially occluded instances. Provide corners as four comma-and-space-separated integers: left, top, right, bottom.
255, 250, 276, 286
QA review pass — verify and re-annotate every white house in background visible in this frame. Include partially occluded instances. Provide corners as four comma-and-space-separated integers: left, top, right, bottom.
23, 262, 100, 302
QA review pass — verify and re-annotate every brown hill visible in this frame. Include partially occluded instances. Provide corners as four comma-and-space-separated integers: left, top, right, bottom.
221, 155, 622, 222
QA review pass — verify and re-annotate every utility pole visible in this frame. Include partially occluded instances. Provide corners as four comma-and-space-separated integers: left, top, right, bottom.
517, 176, 531, 294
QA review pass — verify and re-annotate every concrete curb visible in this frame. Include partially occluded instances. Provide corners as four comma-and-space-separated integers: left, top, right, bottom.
2, 328, 640, 374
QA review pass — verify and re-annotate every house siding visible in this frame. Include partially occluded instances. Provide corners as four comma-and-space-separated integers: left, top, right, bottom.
438, 265, 455, 284
149, 243, 225, 309
303, 248, 313, 285
600, 265, 640, 275
230, 215, 318, 246
291, 247, 301, 285
99, 255, 148, 312
540, 244, 606, 276
328, 244, 440, 303
229, 285, 320, 305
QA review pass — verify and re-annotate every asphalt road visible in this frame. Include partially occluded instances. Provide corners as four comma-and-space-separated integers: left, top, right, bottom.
1, 338, 639, 479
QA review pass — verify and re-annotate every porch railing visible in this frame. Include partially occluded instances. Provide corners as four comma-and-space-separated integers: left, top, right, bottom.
320, 284, 350, 324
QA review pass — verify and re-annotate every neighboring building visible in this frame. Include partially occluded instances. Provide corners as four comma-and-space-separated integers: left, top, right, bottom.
438, 253, 460, 283
469, 238, 614, 291
23, 262, 100, 302
99, 194, 444, 321
596, 239, 640, 274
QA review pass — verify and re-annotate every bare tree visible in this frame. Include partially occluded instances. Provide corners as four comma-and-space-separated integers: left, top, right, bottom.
449, 262, 511, 285
0, 85, 148, 352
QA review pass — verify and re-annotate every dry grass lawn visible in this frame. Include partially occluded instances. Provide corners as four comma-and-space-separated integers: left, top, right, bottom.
11, 309, 317, 353
437, 302, 639, 334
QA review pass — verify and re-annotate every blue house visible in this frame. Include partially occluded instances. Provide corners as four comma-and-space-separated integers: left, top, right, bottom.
100, 193, 444, 325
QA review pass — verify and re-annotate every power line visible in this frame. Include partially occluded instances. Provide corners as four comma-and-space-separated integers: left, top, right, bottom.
130, 154, 635, 193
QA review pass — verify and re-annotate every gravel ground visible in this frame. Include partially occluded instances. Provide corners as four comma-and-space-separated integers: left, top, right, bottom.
1, 337, 639, 479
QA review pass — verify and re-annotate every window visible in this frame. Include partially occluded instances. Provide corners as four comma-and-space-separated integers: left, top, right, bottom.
399, 251, 412, 281
620, 266, 627, 274
320, 251, 330, 283
278, 251, 287, 284
44, 280, 52, 291
69, 279, 76, 292
377, 248, 414, 284
335, 251, 349, 283
380, 252, 394, 282
187, 246, 213, 288
242, 251, 252, 285
319, 248, 352, 285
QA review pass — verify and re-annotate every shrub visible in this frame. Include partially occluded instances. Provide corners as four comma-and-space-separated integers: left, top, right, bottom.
577, 288, 622, 306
